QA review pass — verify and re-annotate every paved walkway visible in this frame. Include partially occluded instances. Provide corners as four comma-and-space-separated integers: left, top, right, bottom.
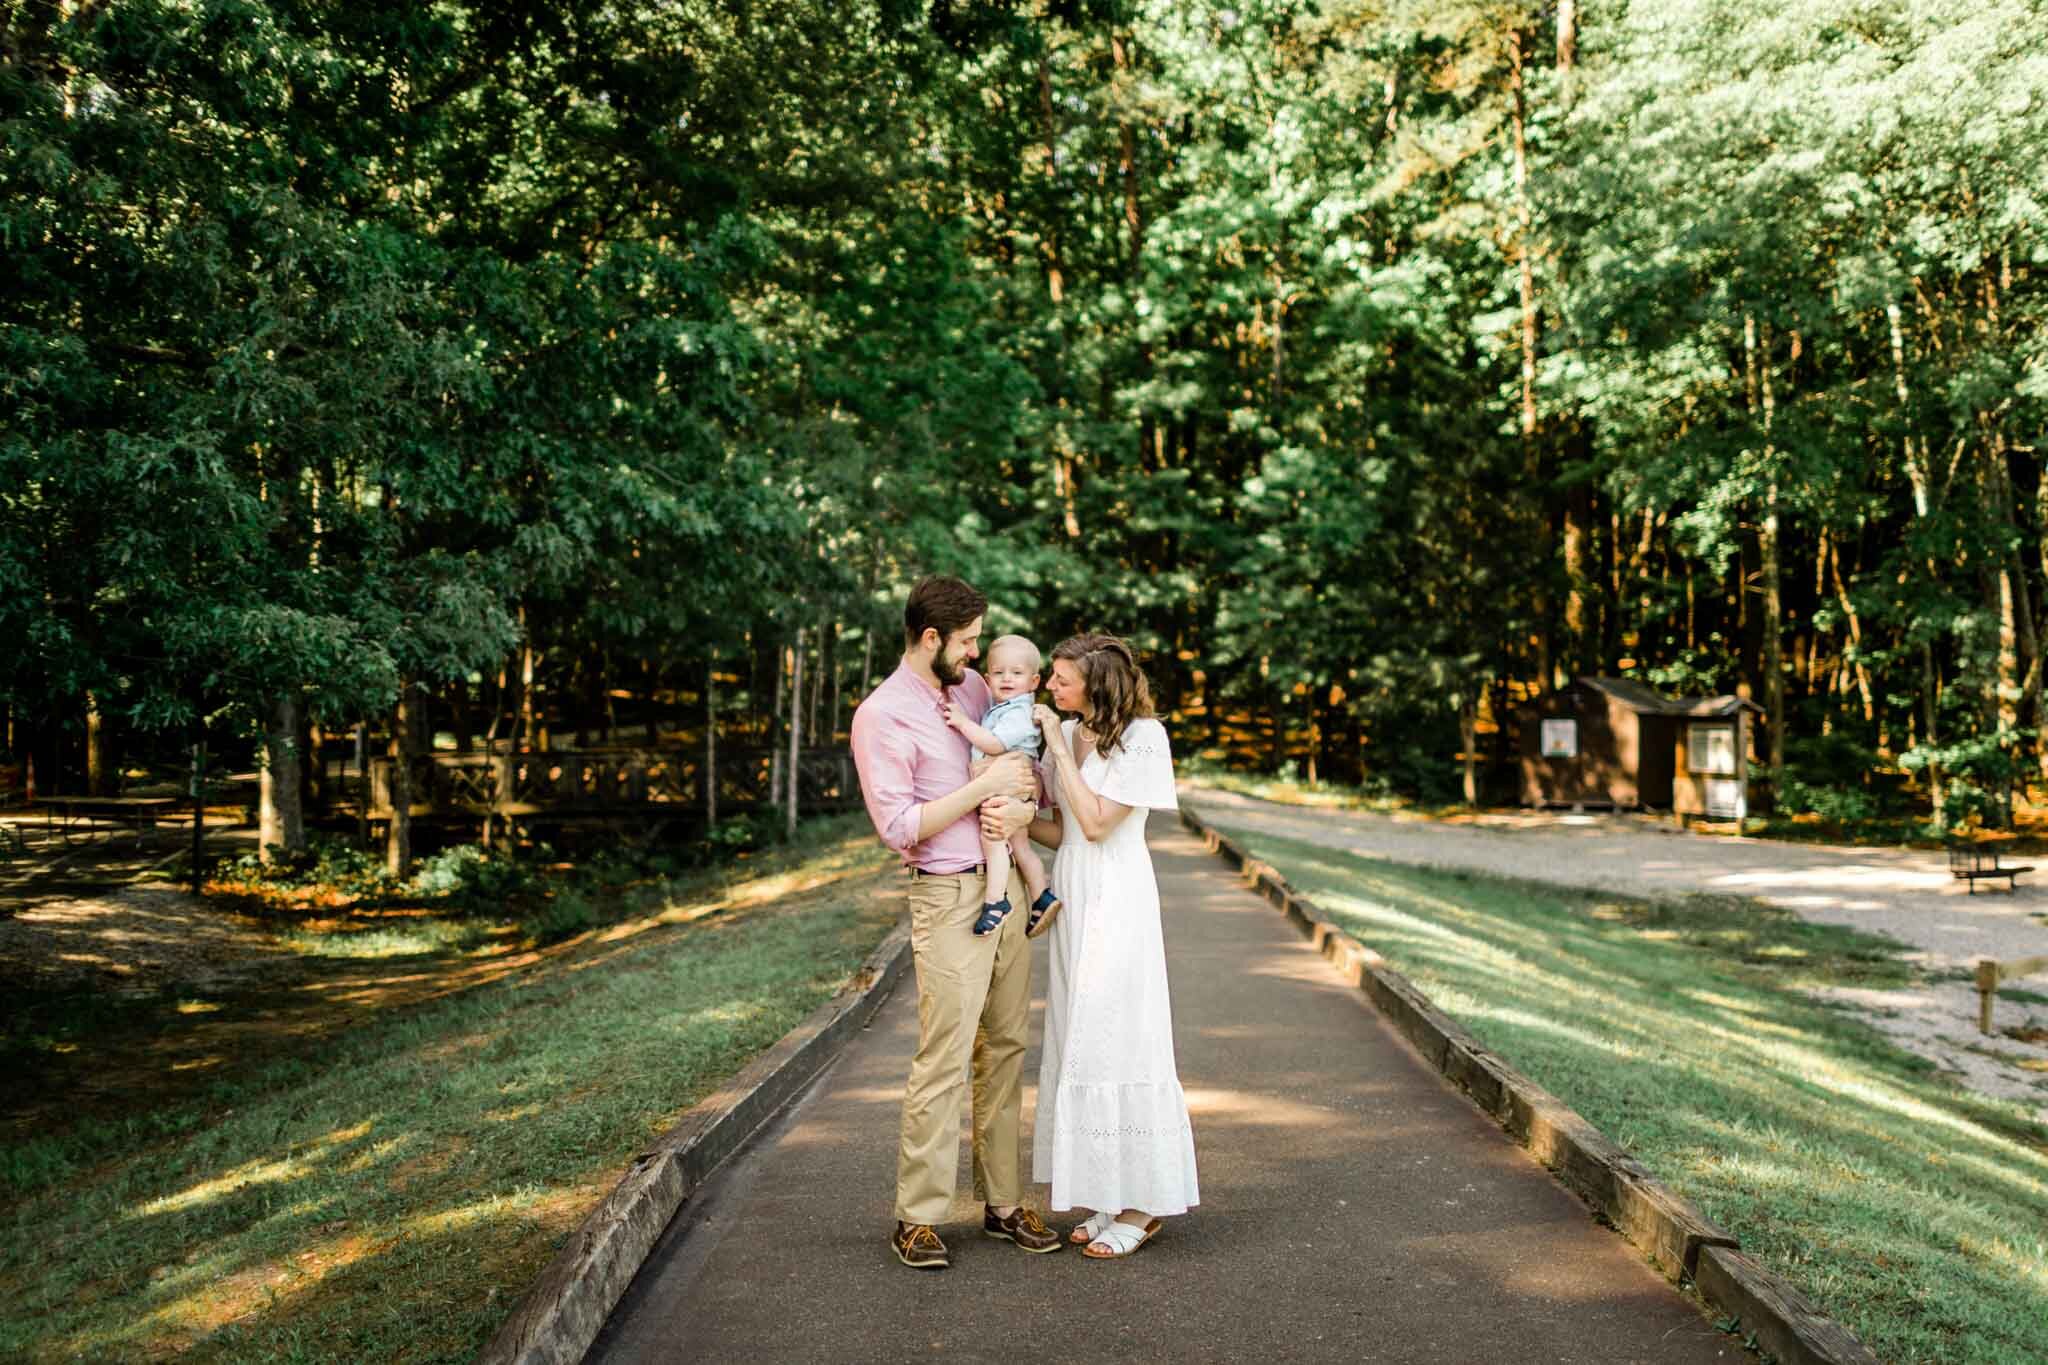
1185, 789, 2048, 1119
591, 813, 1738, 1363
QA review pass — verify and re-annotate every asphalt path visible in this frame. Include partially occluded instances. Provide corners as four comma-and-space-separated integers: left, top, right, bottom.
590, 812, 1741, 1364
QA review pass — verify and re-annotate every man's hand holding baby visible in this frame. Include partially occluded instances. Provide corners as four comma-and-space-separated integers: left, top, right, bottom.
977, 750, 1036, 801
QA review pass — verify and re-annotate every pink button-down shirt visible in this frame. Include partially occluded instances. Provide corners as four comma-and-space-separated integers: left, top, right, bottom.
850, 660, 992, 873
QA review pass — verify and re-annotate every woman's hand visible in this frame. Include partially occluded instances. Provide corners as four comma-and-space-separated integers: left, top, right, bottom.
1032, 704, 1062, 740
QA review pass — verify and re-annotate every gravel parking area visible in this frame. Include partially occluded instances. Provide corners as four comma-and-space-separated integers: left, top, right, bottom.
1185, 787, 2048, 1119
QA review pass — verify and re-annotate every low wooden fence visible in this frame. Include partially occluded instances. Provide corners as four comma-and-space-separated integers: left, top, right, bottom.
346, 747, 861, 829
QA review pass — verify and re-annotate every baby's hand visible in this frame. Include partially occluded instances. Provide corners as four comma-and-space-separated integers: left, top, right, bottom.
941, 701, 969, 731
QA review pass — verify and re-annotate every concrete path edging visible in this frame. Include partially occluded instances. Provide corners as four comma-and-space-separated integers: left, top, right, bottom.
1180, 804, 1881, 1365
476, 920, 914, 1365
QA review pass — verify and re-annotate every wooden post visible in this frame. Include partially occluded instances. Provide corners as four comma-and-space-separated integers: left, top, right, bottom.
1977, 956, 2048, 1034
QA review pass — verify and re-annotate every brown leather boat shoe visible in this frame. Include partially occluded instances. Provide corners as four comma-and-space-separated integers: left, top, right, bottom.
984, 1204, 1063, 1253
892, 1221, 949, 1269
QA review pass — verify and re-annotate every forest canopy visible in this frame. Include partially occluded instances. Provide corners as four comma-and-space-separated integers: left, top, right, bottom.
4, 0, 2045, 844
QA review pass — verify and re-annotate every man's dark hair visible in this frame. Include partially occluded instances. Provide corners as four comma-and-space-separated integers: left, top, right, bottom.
904, 576, 987, 649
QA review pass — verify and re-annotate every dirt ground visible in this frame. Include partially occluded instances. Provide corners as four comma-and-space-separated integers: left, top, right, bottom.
1184, 785, 2048, 1120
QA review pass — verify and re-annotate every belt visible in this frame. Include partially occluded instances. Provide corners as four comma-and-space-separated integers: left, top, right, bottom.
908, 862, 988, 879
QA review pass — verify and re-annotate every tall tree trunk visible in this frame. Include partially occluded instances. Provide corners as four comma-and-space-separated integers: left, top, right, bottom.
787, 627, 804, 841
1997, 553, 2021, 827
385, 685, 414, 880
1562, 486, 1590, 677
1113, 30, 1143, 272
1887, 300, 1944, 812
2032, 454, 2048, 784
705, 653, 718, 828
1746, 315, 1787, 797
1460, 695, 1479, 807
769, 628, 785, 805
260, 693, 305, 863
1036, 42, 1065, 306
1828, 538, 1878, 729
518, 611, 537, 752
84, 692, 113, 795
188, 718, 206, 898
304, 710, 323, 815
809, 621, 826, 742
1922, 643, 1944, 818
822, 620, 840, 742
1509, 31, 1537, 448
1508, 27, 1548, 687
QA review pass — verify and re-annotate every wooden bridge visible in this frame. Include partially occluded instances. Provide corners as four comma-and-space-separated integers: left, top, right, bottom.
347, 747, 861, 835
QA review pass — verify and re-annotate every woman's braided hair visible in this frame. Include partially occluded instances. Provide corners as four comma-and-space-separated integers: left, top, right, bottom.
1051, 634, 1154, 757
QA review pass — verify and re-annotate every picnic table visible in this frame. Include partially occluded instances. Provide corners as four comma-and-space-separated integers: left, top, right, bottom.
1947, 840, 2032, 894
37, 795, 181, 849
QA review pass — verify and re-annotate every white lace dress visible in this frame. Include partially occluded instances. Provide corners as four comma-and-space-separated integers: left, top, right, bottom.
1032, 716, 1200, 1217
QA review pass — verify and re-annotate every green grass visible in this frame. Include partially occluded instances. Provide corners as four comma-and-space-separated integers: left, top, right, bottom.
0, 823, 898, 1363
1205, 823, 2048, 1365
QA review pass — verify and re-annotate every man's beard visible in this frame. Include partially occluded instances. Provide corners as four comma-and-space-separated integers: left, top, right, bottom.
932, 649, 968, 687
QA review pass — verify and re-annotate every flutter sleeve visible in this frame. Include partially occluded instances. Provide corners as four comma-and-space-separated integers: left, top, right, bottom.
1095, 717, 1178, 811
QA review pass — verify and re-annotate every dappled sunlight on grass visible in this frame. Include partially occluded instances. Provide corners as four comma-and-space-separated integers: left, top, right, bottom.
1212, 821, 2048, 1365
135, 1120, 375, 1220
1455, 1003, 1644, 1056
2, 823, 903, 1363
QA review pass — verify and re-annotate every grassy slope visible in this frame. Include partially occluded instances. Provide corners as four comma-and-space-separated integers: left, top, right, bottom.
0, 826, 897, 1363
1203, 823, 2048, 1365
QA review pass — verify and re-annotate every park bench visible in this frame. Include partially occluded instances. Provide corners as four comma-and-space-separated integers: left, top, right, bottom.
1947, 841, 2031, 894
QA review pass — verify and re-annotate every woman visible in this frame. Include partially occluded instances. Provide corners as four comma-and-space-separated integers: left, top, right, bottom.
1025, 634, 1199, 1259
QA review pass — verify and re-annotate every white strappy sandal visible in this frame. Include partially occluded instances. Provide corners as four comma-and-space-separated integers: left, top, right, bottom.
1068, 1210, 1116, 1245
1082, 1216, 1161, 1259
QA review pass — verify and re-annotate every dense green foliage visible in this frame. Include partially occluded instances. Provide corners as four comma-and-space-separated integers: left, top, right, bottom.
5, 0, 2046, 825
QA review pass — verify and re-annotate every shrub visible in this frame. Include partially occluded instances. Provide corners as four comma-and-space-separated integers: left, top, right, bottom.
220, 833, 390, 896
1776, 778, 1878, 824
523, 889, 597, 943
705, 812, 779, 856
409, 843, 539, 910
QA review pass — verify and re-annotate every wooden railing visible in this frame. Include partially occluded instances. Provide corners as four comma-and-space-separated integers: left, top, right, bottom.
352, 747, 861, 821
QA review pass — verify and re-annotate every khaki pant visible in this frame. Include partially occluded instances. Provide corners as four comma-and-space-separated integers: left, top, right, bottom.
894, 866, 1031, 1225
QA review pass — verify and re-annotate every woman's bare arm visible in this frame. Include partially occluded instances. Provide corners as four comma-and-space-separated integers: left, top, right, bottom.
1026, 812, 1063, 849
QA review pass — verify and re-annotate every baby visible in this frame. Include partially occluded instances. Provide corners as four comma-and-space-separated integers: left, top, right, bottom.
943, 634, 1059, 937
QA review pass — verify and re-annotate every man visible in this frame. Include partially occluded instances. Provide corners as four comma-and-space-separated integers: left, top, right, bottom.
850, 576, 1063, 1268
